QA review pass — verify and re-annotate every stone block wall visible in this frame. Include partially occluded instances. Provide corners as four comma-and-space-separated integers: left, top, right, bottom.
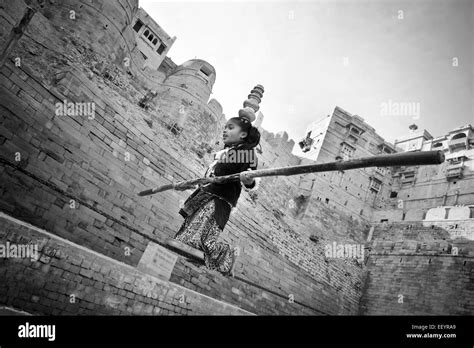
0, 212, 252, 315
360, 221, 474, 314
0, 2, 368, 315
2, 1, 472, 317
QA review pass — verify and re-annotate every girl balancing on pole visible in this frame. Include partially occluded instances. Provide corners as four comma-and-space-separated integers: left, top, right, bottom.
173, 85, 264, 276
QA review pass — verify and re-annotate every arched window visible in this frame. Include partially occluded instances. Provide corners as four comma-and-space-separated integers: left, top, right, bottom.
433, 142, 443, 148
133, 20, 143, 32
157, 43, 166, 54
148, 34, 154, 42
451, 133, 467, 140
152, 38, 158, 45
143, 30, 149, 37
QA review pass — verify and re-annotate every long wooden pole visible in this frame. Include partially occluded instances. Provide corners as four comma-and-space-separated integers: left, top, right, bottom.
138, 150, 444, 196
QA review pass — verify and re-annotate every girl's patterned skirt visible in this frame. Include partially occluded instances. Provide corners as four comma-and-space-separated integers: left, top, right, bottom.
174, 193, 236, 275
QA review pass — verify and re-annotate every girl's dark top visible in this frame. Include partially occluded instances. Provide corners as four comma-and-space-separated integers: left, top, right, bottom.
178, 142, 257, 229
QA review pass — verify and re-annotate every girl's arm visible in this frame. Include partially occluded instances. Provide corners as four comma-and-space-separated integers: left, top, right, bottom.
241, 151, 259, 191
242, 176, 261, 191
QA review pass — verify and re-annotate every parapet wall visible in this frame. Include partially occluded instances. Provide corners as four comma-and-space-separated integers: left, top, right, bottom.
360, 221, 474, 315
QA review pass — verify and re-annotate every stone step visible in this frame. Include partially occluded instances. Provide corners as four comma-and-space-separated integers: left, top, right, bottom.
0, 212, 254, 316
0, 306, 32, 316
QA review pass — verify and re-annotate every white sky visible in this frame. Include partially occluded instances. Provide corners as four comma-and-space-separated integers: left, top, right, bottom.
140, 0, 473, 151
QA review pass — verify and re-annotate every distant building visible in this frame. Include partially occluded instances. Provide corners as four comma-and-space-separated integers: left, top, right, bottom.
131, 8, 176, 71
296, 106, 473, 223
296, 106, 396, 221
381, 124, 474, 221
